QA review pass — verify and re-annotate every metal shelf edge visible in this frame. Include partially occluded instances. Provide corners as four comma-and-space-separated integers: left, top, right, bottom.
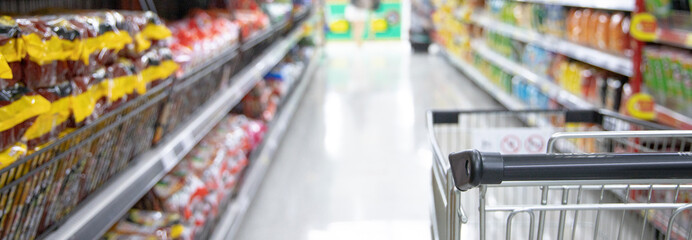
654, 104, 692, 130
473, 14, 633, 77
208, 47, 323, 240
439, 47, 527, 111
42, 19, 310, 240
514, 0, 635, 11
471, 40, 594, 110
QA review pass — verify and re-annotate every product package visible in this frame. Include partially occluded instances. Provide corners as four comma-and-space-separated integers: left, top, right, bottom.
0, 17, 23, 88
643, 46, 692, 116
231, 0, 272, 40
543, 5, 565, 38
0, 11, 177, 150
0, 84, 50, 154
22, 81, 73, 149
608, 13, 632, 56
239, 81, 277, 121
168, 10, 239, 74
126, 114, 262, 238
104, 210, 189, 240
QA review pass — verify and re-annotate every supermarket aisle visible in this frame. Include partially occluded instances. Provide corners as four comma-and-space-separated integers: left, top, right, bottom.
236, 42, 500, 240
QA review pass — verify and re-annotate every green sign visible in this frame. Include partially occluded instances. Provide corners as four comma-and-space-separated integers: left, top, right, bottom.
325, 2, 401, 40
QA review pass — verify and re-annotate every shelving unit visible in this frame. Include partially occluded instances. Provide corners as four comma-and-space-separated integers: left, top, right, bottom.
514, 0, 635, 11
209, 47, 322, 240
630, 5, 692, 129
441, 2, 692, 130
41, 15, 315, 240
472, 14, 634, 77
471, 40, 594, 109
440, 48, 527, 110
655, 105, 692, 130
636, 11, 692, 51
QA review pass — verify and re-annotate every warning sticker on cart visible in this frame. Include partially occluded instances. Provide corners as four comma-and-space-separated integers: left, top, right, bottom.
471, 128, 555, 154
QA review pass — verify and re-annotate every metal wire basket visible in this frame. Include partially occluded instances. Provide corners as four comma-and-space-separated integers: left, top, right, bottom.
0, 78, 172, 240
240, 29, 276, 68
428, 109, 692, 240
154, 46, 241, 141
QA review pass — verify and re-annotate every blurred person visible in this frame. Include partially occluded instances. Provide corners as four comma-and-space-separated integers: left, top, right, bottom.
346, 0, 379, 46
410, 0, 433, 52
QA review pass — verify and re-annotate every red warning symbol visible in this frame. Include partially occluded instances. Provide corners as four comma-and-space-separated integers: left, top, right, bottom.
525, 134, 545, 153
500, 135, 521, 153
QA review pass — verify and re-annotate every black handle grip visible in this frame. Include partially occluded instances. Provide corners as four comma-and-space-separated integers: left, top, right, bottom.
449, 150, 692, 191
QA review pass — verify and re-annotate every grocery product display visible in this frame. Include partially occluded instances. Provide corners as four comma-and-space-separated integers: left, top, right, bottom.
0, 10, 178, 240
0, 10, 176, 155
44, 6, 315, 240
643, 46, 692, 116
106, 115, 263, 239
104, 42, 315, 240
168, 10, 240, 74
631, 0, 692, 129
434, 0, 692, 238
0, 1, 316, 239
434, 0, 692, 129
485, 0, 633, 56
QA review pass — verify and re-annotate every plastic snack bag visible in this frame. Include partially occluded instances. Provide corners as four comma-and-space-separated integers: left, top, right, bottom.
107, 58, 141, 111
23, 81, 73, 149
104, 210, 187, 240
17, 17, 70, 90
0, 16, 23, 89
118, 11, 172, 58
0, 143, 27, 171
70, 67, 108, 126
0, 84, 51, 151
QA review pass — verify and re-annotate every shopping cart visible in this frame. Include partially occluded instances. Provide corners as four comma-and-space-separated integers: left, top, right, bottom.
428, 109, 692, 240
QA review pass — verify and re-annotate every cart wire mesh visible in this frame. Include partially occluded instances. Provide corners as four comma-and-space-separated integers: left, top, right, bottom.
428, 110, 692, 240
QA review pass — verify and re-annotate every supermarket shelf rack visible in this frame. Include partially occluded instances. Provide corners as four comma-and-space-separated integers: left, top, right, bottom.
471, 40, 595, 110
439, 47, 527, 110
209, 46, 323, 240
514, 0, 635, 11
656, 105, 692, 130
472, 14, 634, 77
42, 14, 315, 240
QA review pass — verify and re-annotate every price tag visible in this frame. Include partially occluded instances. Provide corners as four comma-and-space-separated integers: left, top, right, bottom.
631, 13, 658, 42
161, 151, 178, 171
626, 93, 656, 120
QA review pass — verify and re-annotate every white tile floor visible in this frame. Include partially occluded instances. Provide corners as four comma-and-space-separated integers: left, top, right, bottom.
235, 41, 501, 240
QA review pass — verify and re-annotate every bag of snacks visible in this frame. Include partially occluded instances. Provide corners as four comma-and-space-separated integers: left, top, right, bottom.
0, 16, 23, 89
0, 84, 51, 152
16, 17, 70, 90
104, 210, 188, 240
0, 142, 27, 171
138, 47, 178, 89
23, 81, 73, 149
81, 13, 132, 67
70, 67, 108, 126
107, 58, 141, 111
118, 11, 172, 57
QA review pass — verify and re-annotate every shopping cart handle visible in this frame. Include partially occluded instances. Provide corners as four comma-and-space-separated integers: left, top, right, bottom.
448, 150, 504, 191
449, 150, 692, 191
